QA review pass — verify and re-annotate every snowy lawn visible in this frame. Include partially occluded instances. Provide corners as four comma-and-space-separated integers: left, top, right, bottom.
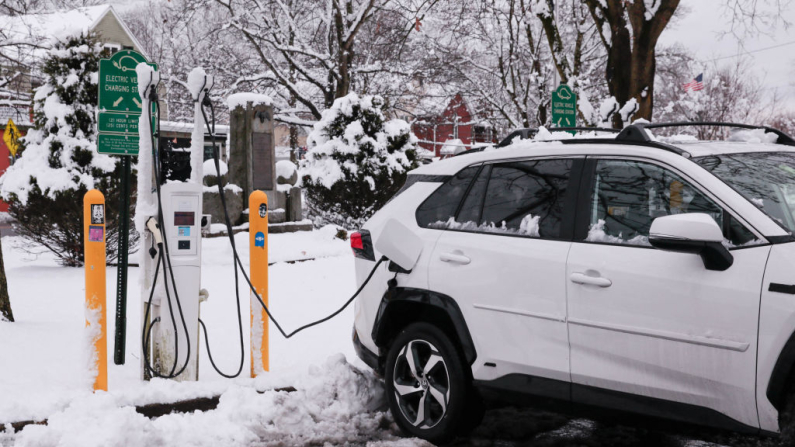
0, 227, 428, 446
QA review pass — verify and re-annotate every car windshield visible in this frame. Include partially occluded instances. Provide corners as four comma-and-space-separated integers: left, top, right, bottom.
695, 152, 795, 233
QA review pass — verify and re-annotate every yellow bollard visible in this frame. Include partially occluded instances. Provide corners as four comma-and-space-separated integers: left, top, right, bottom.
249, 191, 269, 377
84, 189, 107, 392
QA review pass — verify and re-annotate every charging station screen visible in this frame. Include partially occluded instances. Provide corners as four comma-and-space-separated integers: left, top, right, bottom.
174, 211, 195, 226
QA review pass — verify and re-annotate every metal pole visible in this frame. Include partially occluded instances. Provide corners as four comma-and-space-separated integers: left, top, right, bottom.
113, 156, 131, 365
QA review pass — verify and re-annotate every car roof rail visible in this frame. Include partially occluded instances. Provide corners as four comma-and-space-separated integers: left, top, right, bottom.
626, 121, 795, 146
496, 126, 621, 148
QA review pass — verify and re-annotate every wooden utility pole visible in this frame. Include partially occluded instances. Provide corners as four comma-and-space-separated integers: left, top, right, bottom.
0, 235, 14, 322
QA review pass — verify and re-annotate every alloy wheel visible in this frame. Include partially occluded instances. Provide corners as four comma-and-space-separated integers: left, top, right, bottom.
392, 339, 451, 429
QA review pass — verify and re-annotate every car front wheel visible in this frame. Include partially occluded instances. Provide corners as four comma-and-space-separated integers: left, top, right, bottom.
385, 323, 470, 444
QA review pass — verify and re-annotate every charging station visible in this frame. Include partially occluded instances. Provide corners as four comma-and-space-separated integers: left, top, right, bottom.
126, 63, 398, 385
144, 182, 203, 381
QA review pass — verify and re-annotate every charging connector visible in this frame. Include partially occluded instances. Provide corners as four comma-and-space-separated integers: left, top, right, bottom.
146, 217, 163, 245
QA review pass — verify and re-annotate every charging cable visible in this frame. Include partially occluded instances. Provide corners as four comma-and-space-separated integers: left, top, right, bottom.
196, 83, 387, 379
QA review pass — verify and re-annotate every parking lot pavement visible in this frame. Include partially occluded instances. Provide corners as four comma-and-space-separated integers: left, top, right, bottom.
449, 405, 776, 447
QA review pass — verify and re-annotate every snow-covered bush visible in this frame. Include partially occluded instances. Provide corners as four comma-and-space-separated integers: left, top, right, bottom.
300, 93, 419, 228
0, 34, 137, 266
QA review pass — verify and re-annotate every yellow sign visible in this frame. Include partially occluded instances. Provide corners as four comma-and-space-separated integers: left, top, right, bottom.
3, 119, 20, 157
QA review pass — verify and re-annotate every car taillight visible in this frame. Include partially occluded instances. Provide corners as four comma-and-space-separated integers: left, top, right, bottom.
350, 229, 375, 261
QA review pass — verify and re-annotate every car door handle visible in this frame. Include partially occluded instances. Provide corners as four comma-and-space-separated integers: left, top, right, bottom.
440, 252, 471, 265
570, 272, 612, 288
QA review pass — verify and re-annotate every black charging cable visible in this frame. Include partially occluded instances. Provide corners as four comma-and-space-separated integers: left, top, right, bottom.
195, 83, 387, 379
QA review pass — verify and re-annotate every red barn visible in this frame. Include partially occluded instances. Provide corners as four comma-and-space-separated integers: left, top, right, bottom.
412, 93, 496, 157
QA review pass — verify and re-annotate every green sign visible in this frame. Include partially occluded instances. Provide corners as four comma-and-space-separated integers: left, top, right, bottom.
98, 134, 140, 155
551, 84, 577, 129
98, 113, 139, 134
97, 49, 156, 156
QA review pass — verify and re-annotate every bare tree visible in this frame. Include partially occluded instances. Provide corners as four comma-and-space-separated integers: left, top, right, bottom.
0, 236, 12, 322
654, 53, 774, 139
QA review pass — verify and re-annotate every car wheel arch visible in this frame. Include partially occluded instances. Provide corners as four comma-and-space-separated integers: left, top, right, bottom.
766, 328, 795, 412
371, 287, 477, 368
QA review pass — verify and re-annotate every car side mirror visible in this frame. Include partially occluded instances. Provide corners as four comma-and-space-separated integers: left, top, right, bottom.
648, 213, 733, 271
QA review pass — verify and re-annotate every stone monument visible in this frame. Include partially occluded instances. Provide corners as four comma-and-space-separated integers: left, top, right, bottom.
225, 95, 310, 233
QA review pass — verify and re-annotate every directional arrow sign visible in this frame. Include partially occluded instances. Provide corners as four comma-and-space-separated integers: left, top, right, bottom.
551, 84, 577, 134
97, 49, 157, 156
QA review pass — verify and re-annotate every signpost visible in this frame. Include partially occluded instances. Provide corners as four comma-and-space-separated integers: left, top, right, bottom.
551, 84, 577, 131
97, 49, 157, 366
4, 118, 20, 164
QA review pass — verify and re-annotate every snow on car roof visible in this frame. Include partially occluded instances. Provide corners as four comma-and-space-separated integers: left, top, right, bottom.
662, 141, 795, 158
410, 135, 795, 176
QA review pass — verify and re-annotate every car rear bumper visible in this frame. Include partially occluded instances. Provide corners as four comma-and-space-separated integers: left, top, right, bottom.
353, 326, 382, 376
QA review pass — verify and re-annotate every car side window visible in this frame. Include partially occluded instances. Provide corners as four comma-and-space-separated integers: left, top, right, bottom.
416, 166, 479, 228
587, 159, 759, 247
428, 158, 573, 239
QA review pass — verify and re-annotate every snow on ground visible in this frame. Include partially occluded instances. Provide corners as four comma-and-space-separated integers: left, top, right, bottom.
0, 229, 429, 446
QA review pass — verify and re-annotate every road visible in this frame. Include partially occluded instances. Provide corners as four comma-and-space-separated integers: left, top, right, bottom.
447, 404, 775, 447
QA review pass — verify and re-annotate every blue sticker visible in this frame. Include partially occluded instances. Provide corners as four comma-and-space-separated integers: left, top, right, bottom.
254, 231, 265, 247
178, 226, 190, 237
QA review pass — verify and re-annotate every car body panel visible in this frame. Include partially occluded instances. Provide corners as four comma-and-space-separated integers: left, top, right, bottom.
758, 242, 795, 432
567, 242, 769, 428
428, 230, 572, 383
354, 181, 444, 354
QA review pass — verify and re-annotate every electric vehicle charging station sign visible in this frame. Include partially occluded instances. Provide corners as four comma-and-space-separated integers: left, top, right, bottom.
551, 84, 577, 131
97, 50, 157, 156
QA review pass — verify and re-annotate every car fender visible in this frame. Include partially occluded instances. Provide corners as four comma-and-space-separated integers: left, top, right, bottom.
371, 287, 477, 366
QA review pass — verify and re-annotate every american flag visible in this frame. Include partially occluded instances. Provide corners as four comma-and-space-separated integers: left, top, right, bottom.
683, 73, 704, 92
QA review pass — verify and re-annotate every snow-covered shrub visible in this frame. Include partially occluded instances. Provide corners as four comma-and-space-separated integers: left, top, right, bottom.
300, 93, 419, 228
0, 34, 137, 266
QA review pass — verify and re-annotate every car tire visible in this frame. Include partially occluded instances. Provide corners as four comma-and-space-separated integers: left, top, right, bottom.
779, 381, 795, 444
385, 322, 471, 445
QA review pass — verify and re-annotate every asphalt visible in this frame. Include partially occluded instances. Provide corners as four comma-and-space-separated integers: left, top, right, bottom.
448, 404, 776, 447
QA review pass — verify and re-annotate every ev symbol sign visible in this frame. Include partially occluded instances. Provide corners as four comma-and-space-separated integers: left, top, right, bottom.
551, 84, 577, 129
254, 232, 265, 248
97, 50, 157, 156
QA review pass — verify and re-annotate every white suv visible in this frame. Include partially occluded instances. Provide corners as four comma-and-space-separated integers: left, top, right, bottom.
350, 123, 795, 445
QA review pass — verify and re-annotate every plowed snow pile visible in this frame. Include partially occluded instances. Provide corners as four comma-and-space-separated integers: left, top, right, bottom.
6, 355, 428, 447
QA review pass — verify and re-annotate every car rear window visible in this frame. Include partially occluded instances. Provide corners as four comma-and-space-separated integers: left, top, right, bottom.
415, 166, 480, 228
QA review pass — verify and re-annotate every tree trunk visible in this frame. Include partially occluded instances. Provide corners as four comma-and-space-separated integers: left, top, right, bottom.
585, 0, 679, 127
0, 236, 13, 322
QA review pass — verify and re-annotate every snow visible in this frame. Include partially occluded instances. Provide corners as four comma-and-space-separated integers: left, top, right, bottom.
8, 356, 405, 447
275, 160, 296, 180
598, 96, 619, 125
0, 226, 426, 446
187, 67, 211, 101
227, 93, 273, 110
0, 5, 111, 59
83, 304, 103, 392
301, 93, 416, 191
439, 138, 465, 155
429, 216, 540, 237
618, 98, 639, 123
585, 219, 650, 246
532, 0, 551, 18
189, 68, 212, 184
727, 128, 780, 144
0, 41, 115, 206
134, 63, 157, 237
643, 0, 661, 20
203, 159, 228, 178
